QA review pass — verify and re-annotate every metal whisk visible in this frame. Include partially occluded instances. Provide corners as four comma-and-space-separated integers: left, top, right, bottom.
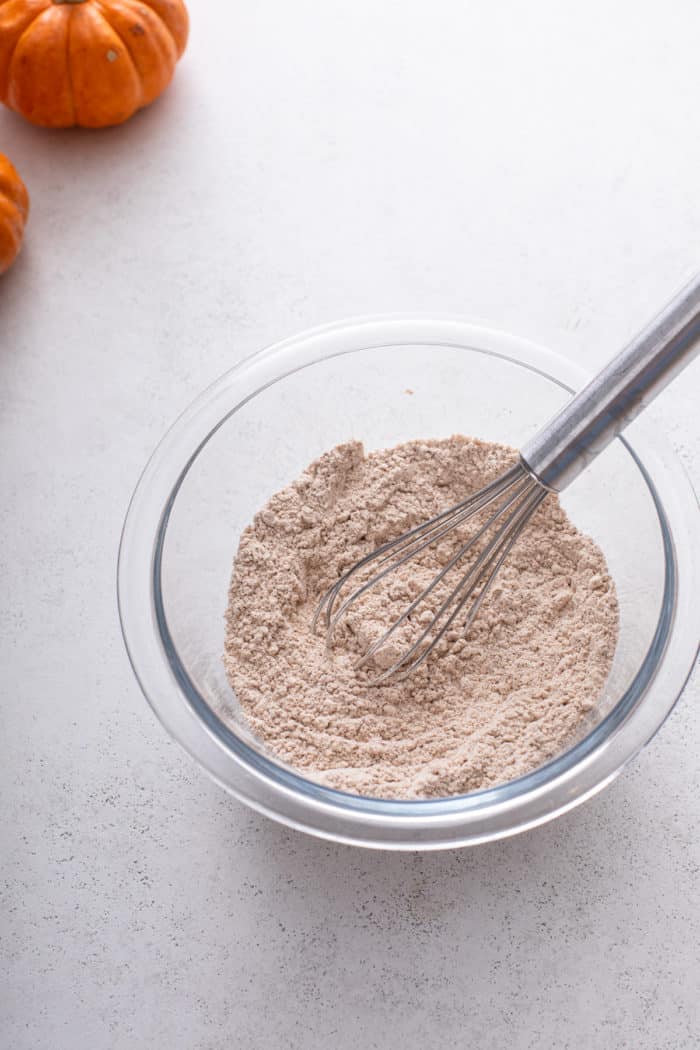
314, 274, 700, 683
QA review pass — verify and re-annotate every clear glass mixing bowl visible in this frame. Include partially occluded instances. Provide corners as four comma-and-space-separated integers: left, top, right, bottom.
118, 319, 699, 849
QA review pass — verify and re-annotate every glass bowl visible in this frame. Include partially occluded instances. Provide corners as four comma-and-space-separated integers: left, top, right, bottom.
118, 319, 699, 849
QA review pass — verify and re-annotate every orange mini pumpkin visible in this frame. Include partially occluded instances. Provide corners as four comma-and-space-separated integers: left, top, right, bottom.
0, 0, 189, 128
0, 152, 29, 274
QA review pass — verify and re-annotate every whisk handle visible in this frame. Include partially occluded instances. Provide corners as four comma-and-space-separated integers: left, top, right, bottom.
521, 271, 700, 491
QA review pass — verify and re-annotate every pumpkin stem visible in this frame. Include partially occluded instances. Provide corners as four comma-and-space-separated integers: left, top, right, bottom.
52, 0, 88, 5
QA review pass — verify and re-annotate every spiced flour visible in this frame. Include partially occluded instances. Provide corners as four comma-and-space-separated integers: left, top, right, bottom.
223, 437, 619, 799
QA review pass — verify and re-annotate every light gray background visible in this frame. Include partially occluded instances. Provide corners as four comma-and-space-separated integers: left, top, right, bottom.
2, 2, 699, 1047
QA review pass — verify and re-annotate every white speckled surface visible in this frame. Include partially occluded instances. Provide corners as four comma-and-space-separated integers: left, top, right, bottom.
2, 1, 699, 1046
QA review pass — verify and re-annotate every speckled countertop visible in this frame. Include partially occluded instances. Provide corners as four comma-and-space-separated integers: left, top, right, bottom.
2, 2, 699, 1047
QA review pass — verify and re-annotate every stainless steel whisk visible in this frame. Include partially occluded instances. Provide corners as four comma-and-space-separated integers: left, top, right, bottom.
314, 274, 700, 683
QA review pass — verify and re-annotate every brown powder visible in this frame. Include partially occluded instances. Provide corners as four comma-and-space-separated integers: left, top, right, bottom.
223, 436, 619, 799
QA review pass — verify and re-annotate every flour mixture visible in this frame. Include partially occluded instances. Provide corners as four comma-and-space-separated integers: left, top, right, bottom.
223, 436, 618, 799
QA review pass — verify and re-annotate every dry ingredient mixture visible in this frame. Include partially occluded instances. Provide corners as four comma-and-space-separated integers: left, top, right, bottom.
223, 436, 619, 799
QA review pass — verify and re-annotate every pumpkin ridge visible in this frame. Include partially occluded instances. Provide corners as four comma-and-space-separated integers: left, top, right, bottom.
0, 167, 28, 216
1, 0, 52, 98
63, 2, 77, 124
84, 1, 141, 102
7, 6, 65, 114
93, 0, 149, 105
99, 0, 177, 104
0, 155, 28, 274
70, 2, 141, 124
0, 196, 24, 237
0, 193, 23, 228
109, 0, 171, 43
138, 0, 186, 57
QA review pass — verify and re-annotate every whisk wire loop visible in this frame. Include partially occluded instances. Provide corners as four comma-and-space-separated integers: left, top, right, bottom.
370, 484, 546, 683
313, 459, 548, 684
312, 463, 524, 639
354, 473, 535, 671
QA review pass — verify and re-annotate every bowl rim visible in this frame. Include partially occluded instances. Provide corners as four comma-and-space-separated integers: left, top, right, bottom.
117, 317, 700, 849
